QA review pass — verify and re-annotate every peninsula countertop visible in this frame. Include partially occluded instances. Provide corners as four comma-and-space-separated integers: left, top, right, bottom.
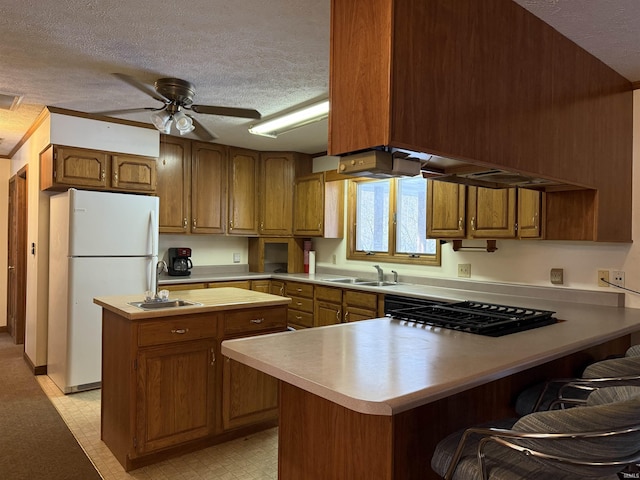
93, 287, 291, 320
221, 299, 640, 416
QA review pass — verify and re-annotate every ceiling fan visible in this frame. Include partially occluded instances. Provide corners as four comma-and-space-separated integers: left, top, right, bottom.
95, 73, 261, 141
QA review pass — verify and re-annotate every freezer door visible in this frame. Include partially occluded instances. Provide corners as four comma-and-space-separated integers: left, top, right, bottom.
65, 189, 159, 257
48, 256, 156, 393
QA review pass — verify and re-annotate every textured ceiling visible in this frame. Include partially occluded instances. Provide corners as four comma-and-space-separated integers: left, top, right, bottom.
1, 1, 640, 159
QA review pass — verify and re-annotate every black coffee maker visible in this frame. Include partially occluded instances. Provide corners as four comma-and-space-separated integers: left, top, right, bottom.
167, 247, 193, 276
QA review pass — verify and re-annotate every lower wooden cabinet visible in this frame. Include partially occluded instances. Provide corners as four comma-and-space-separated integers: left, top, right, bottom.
101, 304, 285, 471
136, 338, 217, 454
343, 289, 379, 323
222, 358, 279, 430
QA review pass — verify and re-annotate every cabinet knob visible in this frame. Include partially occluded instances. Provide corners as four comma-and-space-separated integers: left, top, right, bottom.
113, 172, 118, 184
171, 328, 189, 334
229, 220, 233, 230
101, 169, 105, 181
193, 218, 197, 229
458, 217, 463, 230
336, 309, 341, 321
344, 311, 349, 322
250, 318, 264, 324
471, 217, 475, 230
211, 347, 216, 365
183, 218, 188, 229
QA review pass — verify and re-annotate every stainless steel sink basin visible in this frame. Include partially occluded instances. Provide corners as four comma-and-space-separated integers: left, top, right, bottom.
325, 278, 373, 284
129, 299, 202, 310
325, 278, 400, 287
354, 281, 399, 287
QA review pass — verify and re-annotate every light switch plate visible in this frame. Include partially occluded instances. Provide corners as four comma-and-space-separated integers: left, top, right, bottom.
233, 253, 241, 263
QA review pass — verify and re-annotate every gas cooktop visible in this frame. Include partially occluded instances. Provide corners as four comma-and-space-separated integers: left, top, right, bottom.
384, 296, 557, 337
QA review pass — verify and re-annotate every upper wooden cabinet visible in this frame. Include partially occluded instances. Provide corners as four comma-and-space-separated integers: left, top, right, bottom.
329, 0, 632, 242
191, 142, 227, 234
259, 152, 312, 236
157, 137, 228, 234
293, 172, 344, 238
228, 148, 259, 235
427, 180, 541, 240
41, 145, 156, 193
157, 136, 191, 233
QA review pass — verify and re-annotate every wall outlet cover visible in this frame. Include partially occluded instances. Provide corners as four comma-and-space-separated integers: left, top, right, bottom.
233, 253, 241, 263
550, 268, 564, 285
457, 263, 471, 278
598, 269, 610, 287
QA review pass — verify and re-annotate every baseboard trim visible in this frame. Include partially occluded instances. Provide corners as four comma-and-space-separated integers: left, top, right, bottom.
23, 352, 47, 376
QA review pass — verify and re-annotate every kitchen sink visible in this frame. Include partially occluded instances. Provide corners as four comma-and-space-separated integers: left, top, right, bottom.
325, 278, 374, 284
129, 299, 202, 310
325, 278, 400, 287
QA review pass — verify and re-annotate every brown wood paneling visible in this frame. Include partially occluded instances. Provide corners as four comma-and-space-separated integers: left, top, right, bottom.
279, 382, 394, 480
191, 142, 227, 234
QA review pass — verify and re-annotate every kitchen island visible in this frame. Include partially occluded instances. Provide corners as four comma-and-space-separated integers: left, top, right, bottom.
94, 288, 290, 471
221, 300, 640, 479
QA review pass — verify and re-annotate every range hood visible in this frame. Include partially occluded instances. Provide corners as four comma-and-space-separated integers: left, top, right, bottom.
337, 149, 574, 190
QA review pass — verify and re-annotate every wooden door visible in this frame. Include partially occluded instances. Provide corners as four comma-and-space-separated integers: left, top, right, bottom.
314, 301, 342, 326
6, 170, 27, 344
222, 357, 279, 430
111, 155, 157, 192
259, 153, 294, 236
518, 188, 544, 239
136, 339, 217, 454
293, 173, 324, 236
427, 180, 466, 238
228, 148, 258, 235
157, 136, 190, 233
468, 187, 517, 238
270, 280, 285, 296
54, 146, 109, 189
250, 280, 271, 293
191, 142, 227, 234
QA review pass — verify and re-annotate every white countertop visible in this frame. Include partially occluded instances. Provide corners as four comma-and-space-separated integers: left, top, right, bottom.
222, 299, 640, 416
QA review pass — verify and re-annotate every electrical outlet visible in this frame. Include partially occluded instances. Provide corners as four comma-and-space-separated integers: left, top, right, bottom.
550, 268, 564, 285
598, 269, 610, 287
233, 252, 241, 263
457, 263, 471, 278
331, 254, 337, 264
612, 270, 625, 288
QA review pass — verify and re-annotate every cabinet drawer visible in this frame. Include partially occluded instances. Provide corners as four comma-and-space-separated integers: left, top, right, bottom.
138, 315, 218, 347
288, 295, 313, 313
344, 289, 379, 310
315, 285, 342, 303
224, 306, 287, 337
285, 281, 313, 298
287, 309, 314, 328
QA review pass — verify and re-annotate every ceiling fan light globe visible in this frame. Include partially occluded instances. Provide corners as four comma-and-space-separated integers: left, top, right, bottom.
151, 111, 172, 133
174, 113, 194, 135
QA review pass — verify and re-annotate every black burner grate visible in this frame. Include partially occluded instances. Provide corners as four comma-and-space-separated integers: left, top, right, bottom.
388, 300, 557, 336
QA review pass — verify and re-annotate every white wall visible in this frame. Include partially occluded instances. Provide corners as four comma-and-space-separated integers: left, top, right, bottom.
159, 234, 248, 266
312, 91, 640, 308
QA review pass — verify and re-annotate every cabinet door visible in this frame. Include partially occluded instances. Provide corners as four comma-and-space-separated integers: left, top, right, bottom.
251, 280, 271, 293
270, 280, 285, 296
53, 146, 109, 189
293, 173, 324, 236
468, 187, 516, 238
427, 180, 466, 238
111, 155, 157, 192
222, 357, 279, 431
136, 339, 217, 454
259, 153, 295, 236
518, 188, 543, 239
157, 136, 191, 233
191, 142, 227, 234
315, 300, 342, 326
228, 148, 259, 235
343, 305, 378, 323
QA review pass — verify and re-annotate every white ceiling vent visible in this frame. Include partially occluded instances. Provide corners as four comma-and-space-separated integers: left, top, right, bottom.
0, 92, 23, 111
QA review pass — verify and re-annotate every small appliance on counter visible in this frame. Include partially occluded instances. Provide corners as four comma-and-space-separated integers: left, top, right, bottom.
167, 247, 193, 276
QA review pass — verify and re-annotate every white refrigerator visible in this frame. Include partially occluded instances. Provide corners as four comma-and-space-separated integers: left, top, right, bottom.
47, 188, 159, 393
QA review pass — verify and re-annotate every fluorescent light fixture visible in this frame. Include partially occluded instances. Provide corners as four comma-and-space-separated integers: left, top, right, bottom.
151, 110, 172, 134
174, 111, 195, 135
248, 99, 329, 138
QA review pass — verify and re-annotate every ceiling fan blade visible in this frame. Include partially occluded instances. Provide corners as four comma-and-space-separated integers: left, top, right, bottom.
93, 107, 162, 116
189, 115, 218, 141
112, 73, 169, 103
189, 104, 261, 119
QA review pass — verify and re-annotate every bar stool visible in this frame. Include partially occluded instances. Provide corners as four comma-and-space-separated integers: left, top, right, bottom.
431, 386, 640, 480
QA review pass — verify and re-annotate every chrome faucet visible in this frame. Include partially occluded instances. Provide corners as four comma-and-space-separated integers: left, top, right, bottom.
155, 260, 167, 299
373, 265, 384, 282
391, 270, 398, 284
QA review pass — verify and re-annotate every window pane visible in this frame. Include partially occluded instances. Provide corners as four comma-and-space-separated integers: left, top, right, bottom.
396, 177, 436, 255
356, 181, 389, 252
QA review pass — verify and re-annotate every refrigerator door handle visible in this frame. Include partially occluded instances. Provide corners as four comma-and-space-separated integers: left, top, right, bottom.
150, 210, 157, 257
